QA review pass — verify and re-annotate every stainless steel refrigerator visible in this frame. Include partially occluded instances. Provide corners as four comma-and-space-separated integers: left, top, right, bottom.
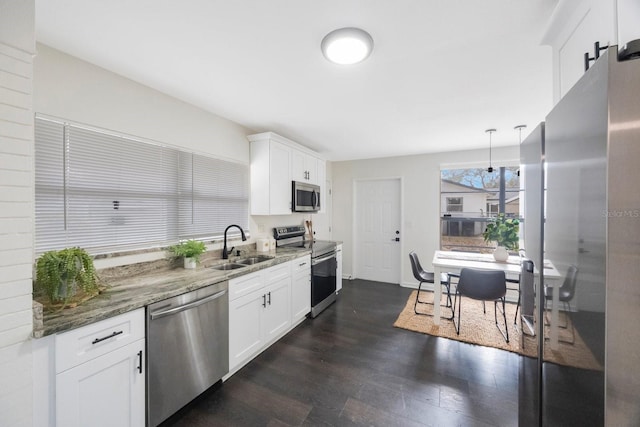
521, 45, 640, 425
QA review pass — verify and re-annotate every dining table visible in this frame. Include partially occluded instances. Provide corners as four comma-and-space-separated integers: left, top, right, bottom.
431, 250, 563, 349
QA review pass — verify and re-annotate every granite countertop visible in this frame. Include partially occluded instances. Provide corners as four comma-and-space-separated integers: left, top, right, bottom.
33, 247, 311, 338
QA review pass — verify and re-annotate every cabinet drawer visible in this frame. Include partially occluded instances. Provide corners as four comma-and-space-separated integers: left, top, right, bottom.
56, 309, 145, 374
291, 255, 311, 274
229, 270, 263, 301
265, 262, 290, 284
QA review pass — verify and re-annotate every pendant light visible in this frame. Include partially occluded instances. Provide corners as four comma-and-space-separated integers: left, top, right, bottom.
486, 128, 496, 173
514, 125, 526, 176
514, 124, 527, 142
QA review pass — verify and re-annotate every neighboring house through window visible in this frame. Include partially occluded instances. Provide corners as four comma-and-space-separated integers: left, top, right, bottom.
440, 166, 520, 252
446, 197, 463, 212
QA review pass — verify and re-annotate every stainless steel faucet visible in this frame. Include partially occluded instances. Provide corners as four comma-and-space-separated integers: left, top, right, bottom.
222, 224, 247, 259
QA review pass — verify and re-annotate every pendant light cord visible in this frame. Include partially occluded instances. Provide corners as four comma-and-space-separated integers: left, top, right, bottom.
515, 124, 527, 144
485, 128, 496, 172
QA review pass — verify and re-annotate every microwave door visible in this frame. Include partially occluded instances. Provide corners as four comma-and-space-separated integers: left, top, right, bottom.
292, 181, 320, 212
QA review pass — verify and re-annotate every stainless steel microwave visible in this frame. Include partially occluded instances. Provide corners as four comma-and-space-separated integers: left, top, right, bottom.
292, 181, 320, 212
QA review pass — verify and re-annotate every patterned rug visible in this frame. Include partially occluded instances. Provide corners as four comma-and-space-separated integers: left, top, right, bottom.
393, 290, 602, 371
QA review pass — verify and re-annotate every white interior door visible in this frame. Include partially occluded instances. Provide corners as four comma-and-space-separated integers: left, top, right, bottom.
354, 179, 401, 283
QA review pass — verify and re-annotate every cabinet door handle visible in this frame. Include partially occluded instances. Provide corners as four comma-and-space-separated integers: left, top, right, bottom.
262, 294, 267, 308
267, 291, 272, 305
299, 262, 307, 267
92, 330, 123, 345
137, 350, 143, 374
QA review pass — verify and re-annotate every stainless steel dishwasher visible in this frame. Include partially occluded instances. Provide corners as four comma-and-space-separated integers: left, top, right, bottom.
147, 281, 229, 427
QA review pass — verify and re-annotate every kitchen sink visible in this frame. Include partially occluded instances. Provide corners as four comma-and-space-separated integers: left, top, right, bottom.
237, 255, 275, 265
211, 263, 247, 271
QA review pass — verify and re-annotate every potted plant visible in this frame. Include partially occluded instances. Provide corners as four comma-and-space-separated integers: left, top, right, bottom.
169, 240, 207, 269
482, 214, 520, 261
35, 247, 99, 306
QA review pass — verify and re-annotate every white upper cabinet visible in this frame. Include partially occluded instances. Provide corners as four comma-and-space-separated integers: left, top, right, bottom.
249, 137, 291, 215
248, 132, 326, 215
292, 150, 319, 184
542, 0, 617, 102
317, 158, 326, 214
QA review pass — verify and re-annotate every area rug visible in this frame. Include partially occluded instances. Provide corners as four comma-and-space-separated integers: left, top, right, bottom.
393, 290, 602, 371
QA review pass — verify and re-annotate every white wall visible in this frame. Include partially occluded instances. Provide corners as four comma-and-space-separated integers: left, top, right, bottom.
0, 1, 35, 426
618, 0, 640, 50
34, 44, 250, 164
332, 145, 519, 286
34, 44, 330, 265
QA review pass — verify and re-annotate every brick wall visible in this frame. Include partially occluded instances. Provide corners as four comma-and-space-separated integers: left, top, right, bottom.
0, 1, 35, 425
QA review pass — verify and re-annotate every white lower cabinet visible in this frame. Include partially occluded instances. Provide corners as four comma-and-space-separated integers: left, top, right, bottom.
229, 288, 266, 369
336, 244, 343, 292
228, 262, 292, 371
291, 255, 311, 322
262, 277, 291, 342
56, 339, 145, 427
54, 309, 146, 427
228, 256, 312, 373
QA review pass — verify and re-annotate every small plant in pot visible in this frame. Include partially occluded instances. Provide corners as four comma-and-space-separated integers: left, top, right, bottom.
35, 247, 99, 308
482, 214, 520, 262
170, 240, 207, 269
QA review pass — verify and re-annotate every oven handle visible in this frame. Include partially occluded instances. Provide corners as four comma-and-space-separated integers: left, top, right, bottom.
312, 252, 336, 266
150, 289, 227, 320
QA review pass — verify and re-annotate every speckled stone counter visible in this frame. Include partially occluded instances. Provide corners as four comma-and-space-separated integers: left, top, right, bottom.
33, 247, 310, 338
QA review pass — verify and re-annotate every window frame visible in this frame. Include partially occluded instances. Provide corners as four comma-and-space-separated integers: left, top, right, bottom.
439, 162, 521, 252
34, 115, 250, 255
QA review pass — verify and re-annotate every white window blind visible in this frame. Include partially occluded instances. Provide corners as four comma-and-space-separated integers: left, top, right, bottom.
35, 116, 249, 255
178, 153, 249, 239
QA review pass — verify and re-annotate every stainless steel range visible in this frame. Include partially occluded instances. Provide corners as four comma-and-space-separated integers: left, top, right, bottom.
274, 226, 337, 317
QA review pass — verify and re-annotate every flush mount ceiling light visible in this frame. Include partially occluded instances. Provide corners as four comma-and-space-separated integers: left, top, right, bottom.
321, 27, 374, 65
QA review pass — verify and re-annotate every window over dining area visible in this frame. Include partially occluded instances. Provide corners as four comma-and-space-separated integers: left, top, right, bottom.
440, 165, 520, 252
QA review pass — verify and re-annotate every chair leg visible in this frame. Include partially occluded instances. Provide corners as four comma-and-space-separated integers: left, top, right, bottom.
559, 301, 576, 345
513, 290, 521, 325
454, 292, 462, 335
494, 298, 510, 343
444, 282, 452, 308
442, 282, 455, 320
415, 281, 433, 304
567, 309, 576, 344
414, 279, 456, 320
413, 281, 429, 316
543, 300, 569, 329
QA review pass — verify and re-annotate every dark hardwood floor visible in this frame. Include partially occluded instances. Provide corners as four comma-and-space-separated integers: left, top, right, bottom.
161, 279, 602, 427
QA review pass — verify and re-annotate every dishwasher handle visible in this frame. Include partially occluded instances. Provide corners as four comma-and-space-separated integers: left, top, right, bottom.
150, 289, 227, 320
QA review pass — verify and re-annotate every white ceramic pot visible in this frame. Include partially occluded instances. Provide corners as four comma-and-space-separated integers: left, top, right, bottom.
493, 246, 509, 262
183, 257, 197, 269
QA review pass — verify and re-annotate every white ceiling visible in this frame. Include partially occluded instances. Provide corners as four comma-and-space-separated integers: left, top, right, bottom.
35, 0, 557, 161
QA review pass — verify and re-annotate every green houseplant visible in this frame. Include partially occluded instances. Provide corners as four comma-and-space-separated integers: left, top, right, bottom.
482, 214, 520, 261
35, 247, 99, 306
169, 240, 207, 269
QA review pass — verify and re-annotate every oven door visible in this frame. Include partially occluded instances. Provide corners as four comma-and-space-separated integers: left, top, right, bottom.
310, 252, 337, 317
